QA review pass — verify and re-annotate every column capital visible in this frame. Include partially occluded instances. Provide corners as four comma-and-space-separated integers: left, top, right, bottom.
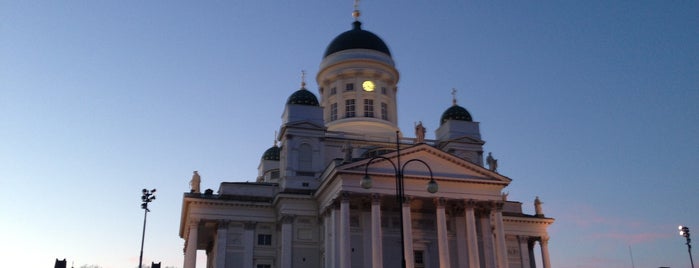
434, 197, 447, 207
465, 199, 478, 208
402, 195, 413, 206
540, 235, 550, 244
491, 201, 505, 212
518, 235, 530, 243
188, 218, 200, 227
340, 191, 351, 202
371, 193, 382, 204
475, 202, 491, 215
281, 214, 295, 224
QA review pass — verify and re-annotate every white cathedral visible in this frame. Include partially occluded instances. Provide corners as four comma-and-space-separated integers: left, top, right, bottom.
179, 8, 553, 268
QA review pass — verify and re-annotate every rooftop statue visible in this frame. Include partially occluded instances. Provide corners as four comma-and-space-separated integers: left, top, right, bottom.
486, 152, 498, 172
415, 121, 426, 143
190, 171, 201, 193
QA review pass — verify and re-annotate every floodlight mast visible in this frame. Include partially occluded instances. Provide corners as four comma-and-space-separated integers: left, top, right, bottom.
139, 189, 156, 268
679, 225, 694, 268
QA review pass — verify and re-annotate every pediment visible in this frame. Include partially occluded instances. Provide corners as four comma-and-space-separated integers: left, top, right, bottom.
339, 144, 510, 185
442, 135, 485, 144
282, 120, 325, 130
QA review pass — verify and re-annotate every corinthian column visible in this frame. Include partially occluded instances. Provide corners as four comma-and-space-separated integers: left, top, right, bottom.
371, 194, 383, 268
340, 192, 351, 268
493, 202, 508, 268
184, 219, 199, 268
541, 236, 551, 268
402, 196, 415, 268
464, 200, 480, 268
435, 198, 451, 268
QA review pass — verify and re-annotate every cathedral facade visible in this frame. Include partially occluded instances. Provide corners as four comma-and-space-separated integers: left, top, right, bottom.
179, 10, 553, 268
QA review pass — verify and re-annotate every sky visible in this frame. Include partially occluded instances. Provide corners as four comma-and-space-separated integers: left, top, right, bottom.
1, 1, 697, 267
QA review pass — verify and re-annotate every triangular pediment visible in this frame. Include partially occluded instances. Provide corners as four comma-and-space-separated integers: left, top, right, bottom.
443, 135, 485, 144
339, 143, 511, 185
282, 120, 325, 130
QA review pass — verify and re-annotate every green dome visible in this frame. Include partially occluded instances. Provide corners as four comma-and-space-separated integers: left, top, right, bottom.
261, 145, 280, 161
323, 21, 391, 58
440, 105, 473, 125
287, 88, 319, 106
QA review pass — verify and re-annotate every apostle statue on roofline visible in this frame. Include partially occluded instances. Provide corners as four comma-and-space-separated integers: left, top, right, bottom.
190, 171, 201, 193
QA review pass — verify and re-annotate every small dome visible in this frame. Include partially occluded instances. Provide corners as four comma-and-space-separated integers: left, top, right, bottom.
440, 105, 473, 125
261, 145, 280, 161
323, 21, 391, 58
287, 88, 319, 106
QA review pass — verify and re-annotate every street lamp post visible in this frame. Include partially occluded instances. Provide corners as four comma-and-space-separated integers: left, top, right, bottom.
360, 131, 438, 268
139, 188, 156, 268
679, 225, 694, 268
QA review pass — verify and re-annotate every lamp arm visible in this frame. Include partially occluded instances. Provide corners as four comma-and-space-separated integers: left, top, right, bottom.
401, 159, 435, 179
364, 156, 399, 176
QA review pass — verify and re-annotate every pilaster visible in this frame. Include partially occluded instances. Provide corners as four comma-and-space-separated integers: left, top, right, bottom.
281, 215, 294, 268
242, 222, 256, 268
215, 220, 230, 268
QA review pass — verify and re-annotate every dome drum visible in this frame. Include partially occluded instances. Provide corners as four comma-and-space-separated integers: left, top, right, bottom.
318, 67, 396, 88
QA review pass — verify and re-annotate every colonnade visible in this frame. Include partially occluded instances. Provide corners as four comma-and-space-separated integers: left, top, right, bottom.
180, 194, 551, 268
321, 193, 552, 268
182, 218, 292, 268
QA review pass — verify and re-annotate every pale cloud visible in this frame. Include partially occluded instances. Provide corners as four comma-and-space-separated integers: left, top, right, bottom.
591, 232, 671, 245
554, 204, 671, 245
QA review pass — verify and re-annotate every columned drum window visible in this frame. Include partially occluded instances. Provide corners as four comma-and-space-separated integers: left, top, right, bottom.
330, 103, 338, 121
381, 102, 388, 120
364, 99, 374, 117
345, 99, 356, 118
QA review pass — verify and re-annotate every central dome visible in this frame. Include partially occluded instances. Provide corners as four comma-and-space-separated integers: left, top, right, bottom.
323, 21, 391, 58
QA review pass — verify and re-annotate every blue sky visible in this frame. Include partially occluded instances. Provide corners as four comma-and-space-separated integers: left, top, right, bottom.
1, 1, 697, 267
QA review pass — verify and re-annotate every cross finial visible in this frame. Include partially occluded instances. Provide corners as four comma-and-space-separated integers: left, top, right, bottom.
301, 70, 306, 88
352, 0, 361, 20
451, 88, 458, 106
